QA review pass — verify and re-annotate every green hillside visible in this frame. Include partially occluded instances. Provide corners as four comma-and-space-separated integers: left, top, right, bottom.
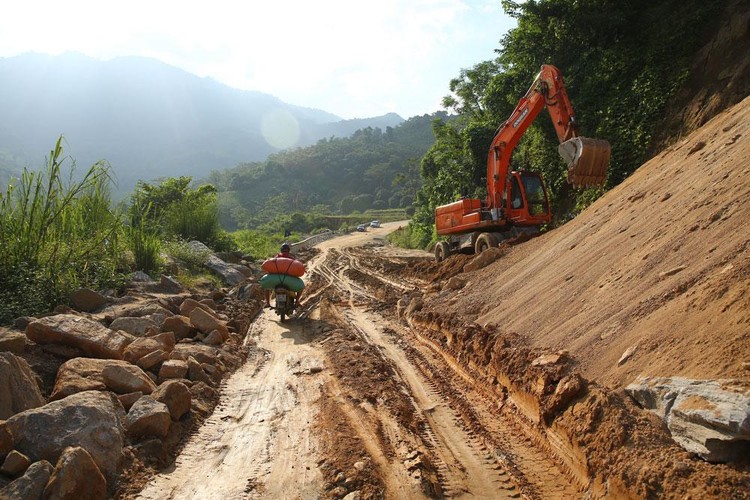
207, 113, 445, 230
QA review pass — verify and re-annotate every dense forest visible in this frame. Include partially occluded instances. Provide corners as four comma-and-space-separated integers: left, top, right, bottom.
206, 112, 444, 230
405, 0, 728, 247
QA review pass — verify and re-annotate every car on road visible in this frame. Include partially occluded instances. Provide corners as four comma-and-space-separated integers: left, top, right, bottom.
356, 224, 367, 232
370, 220, 381, 228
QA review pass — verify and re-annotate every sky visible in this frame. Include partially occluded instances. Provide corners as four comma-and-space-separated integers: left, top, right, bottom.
0, 0, 516, 120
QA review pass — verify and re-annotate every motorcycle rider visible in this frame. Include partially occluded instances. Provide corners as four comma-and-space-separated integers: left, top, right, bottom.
264, 243, 302, 309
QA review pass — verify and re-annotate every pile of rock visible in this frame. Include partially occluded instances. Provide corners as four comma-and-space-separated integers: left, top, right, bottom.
0, 280, 263, 498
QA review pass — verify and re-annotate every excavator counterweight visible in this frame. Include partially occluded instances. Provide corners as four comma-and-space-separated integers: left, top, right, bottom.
558, 137, 611, 188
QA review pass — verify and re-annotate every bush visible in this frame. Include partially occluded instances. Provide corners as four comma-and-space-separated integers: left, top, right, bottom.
0, 137, 124, 322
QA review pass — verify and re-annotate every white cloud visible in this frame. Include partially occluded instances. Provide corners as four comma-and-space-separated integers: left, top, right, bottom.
0, 0, 515, 119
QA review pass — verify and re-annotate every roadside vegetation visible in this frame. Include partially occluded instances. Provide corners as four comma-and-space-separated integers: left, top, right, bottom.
0, 140, 233, 324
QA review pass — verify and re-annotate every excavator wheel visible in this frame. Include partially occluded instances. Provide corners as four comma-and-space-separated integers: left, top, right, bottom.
558, 137, 611, 188
435, 241, 451, 263
475, 233, 499, 254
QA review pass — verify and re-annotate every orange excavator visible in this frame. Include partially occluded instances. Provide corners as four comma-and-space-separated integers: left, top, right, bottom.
434, 64, 611, 262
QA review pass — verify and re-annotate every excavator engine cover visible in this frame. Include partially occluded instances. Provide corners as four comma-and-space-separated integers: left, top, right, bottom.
558, 137, 611, 188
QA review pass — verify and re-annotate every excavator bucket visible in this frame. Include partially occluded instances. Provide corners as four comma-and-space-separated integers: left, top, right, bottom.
558, 137, 611, 188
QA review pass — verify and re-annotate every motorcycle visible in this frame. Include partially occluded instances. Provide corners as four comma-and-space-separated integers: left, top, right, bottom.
273, 286, 296, 322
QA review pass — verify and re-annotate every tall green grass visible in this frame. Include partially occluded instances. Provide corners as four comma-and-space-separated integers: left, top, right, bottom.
0, 137, 124, 323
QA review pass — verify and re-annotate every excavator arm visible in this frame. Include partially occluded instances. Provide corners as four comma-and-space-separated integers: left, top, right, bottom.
486, 64, 610, 213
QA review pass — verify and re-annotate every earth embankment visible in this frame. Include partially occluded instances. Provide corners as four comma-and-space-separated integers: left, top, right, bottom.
421, 95, 750, 390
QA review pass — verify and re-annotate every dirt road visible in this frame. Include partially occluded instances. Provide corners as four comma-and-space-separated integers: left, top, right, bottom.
134, 223, 580, 499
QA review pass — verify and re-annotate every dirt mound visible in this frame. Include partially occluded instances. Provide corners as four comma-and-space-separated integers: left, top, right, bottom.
423, 94, 750, 390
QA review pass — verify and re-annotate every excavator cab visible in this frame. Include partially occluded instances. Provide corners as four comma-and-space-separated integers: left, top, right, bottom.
558, 137, 611, 188
507, 172, 551, 223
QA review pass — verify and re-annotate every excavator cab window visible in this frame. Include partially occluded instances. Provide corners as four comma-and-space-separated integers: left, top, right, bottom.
520, 173, 549, 216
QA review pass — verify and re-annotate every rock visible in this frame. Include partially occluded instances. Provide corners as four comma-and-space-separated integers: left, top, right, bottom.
659, 265, 687, 278
618, 345, 638, 366
189, 307, 229, 337
137, 349, 168, 371
50, 358, 132, 401
444, 276, 466, 291
179, 298, 214, 318
2, 390, 125, 481
0, 329, 26, 354
543, 373, 585, 424
405, 296, 423, 316
126, 396, 171, 439
161, 315, 196, 340
158, 360, 189, 380
26, 314, 134, 360
202, 330, 225, 346
0, 460, 53, 499
198, 298, 217, 311
625, 376, 750, 462
152, 380, 191, 421
123, 334, 174, 364
0, 424, 12, 458
151, 331, 176, 351
187, 357, 211, 385
69, 288, 109, 313
463, 247, 504, 272
117, 392, 144, 412
0, 352, 45, 420
171, 344, 219, 365
531, 353, 564, 367
0, 449, 31, 476
188, 240, 247, 285
13, 317, 36, 331
44, 446, 107, 500
131, 271, 152, 282
102, 364, 157, 395
160, 274, 183, 292
109, 316, 157, 336
229, 263, 254, 278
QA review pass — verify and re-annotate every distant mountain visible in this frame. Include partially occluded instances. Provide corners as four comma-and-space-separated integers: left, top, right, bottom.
0, 52, 404, 194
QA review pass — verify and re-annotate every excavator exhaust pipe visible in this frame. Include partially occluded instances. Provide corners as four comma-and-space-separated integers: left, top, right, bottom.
558, 137, 611, 188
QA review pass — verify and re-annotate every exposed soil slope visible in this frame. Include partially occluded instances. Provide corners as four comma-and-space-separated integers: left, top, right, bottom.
423, 94, 750, 390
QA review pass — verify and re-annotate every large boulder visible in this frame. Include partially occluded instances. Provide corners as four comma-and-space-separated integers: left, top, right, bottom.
126, 396, 171, 439
50, 358, 131, 401
2, 390, 126, 481
161, 315, 196, 340
44, 446, 107, 500
69, 288, 109, 313
102, 364, 157, 395
188, 240, 247, 285
0, 329, 26, 354
158, 360, 188, 380
0, 352, 45, 419
123, 333, 175, 364
179, 298, 214, 318
26, 315, 134, 359
189, 307, 228, 337
0, 460, 53, 499
171, 344, 219, 366
151, 380, 191, 421
108, 316, 157, 336
0, 450, 31, 477
626, 376, 750, 462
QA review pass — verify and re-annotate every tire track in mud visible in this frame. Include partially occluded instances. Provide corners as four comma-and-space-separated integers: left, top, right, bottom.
315, 240, 581, 499
137, 314, 327, 500
313, 243, 525, 498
